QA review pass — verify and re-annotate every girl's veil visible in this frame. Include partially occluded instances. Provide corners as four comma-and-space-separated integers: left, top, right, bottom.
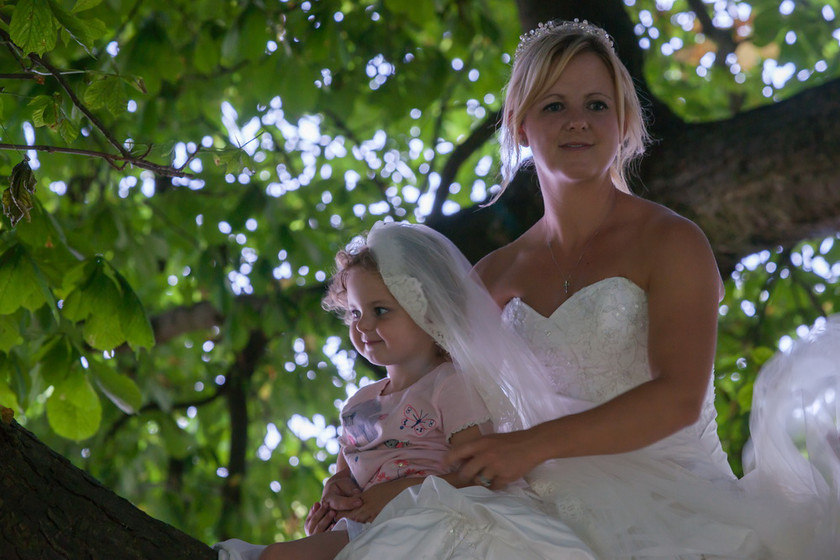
367, 221, 581, 432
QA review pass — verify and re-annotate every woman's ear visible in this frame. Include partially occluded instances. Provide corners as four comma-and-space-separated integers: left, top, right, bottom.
518, 124, 529, 147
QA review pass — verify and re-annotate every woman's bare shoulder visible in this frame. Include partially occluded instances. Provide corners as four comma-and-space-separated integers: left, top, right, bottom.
474, 241, 519, 289
627, 195, 707, 245
629, 196, 723, 297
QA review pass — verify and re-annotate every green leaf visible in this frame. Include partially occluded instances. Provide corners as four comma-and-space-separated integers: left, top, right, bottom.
90, 362, 142, 414
0, 315, 22, 353
60, 258, 130, 350
28, 95, 60, 128
0, 380, 22, 413
59, 117, 80, 143
36, 336, 74, 387
46, 369, 102, 441
10, 0, 57, 55
72, 0, 103, 13
193, 26, 220, 75
158, 415, 194, 459
82, 274, 125, 350
238, 6, 268, 62
0, 245, 47, 313
115, 273, 155, 350
46, 0, 105, 49
83, 76, 127, 116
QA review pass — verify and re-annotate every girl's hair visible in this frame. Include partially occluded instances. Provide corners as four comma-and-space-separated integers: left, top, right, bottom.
322, 242, 379, 323
496, 20, 649, 198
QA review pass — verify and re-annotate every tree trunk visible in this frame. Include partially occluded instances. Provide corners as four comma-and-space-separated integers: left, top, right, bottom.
0, 417, 216, 560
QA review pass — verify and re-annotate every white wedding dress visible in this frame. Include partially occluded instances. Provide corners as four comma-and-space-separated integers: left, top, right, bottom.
334, 277, 840, 559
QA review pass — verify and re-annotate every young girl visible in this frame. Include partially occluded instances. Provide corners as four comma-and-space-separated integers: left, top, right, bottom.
254, 222, 492, 560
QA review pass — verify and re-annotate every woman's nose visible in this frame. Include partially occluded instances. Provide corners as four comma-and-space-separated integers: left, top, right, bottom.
565, 110, 588, 130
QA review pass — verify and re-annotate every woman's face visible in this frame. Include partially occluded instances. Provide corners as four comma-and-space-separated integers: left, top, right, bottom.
519, 51, 620, 186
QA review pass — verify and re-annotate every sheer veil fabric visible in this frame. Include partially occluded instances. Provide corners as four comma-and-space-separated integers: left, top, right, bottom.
367, 220, 589, 433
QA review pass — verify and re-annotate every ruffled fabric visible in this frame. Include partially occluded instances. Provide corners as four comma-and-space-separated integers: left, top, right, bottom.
335, 476, 597, 560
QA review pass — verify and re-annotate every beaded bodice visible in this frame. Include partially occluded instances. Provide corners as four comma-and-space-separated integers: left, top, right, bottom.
502, 277, 650, 404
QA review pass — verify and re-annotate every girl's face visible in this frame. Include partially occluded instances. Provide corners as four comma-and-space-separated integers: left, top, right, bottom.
519, 51, 620, 187
344, 267, 438, 371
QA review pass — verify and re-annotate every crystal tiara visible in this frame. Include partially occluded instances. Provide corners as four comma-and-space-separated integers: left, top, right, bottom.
514, 18, 615, 60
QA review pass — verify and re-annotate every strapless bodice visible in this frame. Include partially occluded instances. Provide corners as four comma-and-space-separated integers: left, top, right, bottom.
502, 277, 650, 404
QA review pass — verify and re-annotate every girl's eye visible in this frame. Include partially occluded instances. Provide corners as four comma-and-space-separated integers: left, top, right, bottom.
374, 307, 389, 316
349, 309, 361, 320
588, 100, 608, 111
543, 102, 563, 112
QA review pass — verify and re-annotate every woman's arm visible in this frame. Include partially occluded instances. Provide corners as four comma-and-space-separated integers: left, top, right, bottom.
451, 216, 723, 488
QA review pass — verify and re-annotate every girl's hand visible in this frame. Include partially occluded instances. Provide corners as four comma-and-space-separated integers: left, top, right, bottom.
304, 501, 336, 535
447, 431, 541, 489
320, 468, 363, 511
343, 479, 417, 523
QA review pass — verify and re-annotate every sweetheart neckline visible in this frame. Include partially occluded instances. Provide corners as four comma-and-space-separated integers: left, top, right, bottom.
505, 276, 645, 320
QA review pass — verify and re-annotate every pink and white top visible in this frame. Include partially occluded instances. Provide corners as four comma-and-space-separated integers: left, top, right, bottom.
339, 362, 491, 490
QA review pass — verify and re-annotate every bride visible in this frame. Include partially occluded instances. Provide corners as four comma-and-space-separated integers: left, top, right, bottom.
308, 19, 839, 559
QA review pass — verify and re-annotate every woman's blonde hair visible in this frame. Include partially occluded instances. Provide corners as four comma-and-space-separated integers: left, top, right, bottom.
497, 20, 649, 197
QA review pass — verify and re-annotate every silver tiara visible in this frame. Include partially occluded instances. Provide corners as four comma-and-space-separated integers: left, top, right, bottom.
515, 19, 615, 60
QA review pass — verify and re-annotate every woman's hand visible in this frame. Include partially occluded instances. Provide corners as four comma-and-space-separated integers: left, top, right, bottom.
447, 431, 542, 489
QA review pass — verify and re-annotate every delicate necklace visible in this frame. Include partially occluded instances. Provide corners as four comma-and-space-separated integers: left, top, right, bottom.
547, 193, 616, 295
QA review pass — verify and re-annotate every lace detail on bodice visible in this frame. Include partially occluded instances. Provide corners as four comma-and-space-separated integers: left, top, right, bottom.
502, 277, 650, 404
503, 276, 732, 479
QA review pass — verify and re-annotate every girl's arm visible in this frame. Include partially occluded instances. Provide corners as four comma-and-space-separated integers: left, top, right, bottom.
451, 216, 723, 488
305, 448, 363, 534
341, 425, 484, 523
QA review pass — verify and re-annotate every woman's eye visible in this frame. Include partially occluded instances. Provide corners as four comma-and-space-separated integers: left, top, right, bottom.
543, 102, 563, 112
589, 100, 608, 111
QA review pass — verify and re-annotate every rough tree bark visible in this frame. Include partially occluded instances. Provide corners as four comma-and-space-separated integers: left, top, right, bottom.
0, 413, 216, 559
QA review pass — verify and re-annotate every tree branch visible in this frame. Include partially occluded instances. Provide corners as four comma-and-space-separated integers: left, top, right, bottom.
686, 0, 738, 67
218, 330, 268, 539
0, 142, 193, 177
26, 51, 132, 159
0, 28, 192, 178
429, 107, 502, 220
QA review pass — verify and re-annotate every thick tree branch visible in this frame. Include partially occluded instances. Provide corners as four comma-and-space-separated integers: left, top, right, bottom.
429, 107, 502, 220
218, 330, 268, 539
1, 419, 216, 559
